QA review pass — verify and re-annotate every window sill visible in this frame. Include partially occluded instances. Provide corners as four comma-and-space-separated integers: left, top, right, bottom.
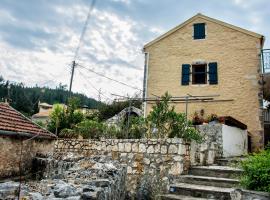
191, 84, 209, 87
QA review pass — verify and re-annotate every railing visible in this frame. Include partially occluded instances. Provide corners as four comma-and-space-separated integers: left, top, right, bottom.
262, 49, 270, 74
264, 109, 270, 124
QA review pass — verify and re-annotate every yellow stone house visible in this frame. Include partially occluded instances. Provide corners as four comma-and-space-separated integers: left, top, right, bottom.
143, 13, 265, 151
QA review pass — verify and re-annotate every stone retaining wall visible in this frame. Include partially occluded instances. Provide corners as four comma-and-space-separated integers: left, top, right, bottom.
55, 138, 190, 193
0, 136, 55, 179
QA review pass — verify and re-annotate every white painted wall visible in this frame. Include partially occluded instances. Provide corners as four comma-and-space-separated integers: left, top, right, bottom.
222, 124, 247, 157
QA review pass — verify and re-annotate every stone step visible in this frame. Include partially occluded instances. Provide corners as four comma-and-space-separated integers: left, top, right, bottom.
160, 194, 210, 200
215, 157, 246, 166
189, 166, 243, 179
175, 175, 239, 188
169, 183, 233, 200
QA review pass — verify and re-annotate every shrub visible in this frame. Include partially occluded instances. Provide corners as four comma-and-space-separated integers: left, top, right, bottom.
146, 92, 202, 142
103, 124, 123, 139
75, 120, 104, 139
239, 148, 270, 192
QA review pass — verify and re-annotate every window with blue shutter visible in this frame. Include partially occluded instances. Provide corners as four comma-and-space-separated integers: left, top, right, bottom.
193, 23, 205, 39
208, 62, 218, 84
181, 64, 190, 85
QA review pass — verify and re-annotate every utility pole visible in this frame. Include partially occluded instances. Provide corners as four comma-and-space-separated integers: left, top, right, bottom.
69, 60, 76, 98
98, 88, 101, 102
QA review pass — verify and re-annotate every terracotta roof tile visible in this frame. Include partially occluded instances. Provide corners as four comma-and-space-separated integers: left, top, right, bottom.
0, 103, 56, 138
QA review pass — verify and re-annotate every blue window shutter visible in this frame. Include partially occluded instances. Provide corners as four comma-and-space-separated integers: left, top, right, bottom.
208, 62, 218, 84
182, 64, 190, 85
194, 23, 205, 39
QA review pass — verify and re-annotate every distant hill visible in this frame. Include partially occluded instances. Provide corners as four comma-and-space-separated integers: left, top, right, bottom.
0, 75, 101, 116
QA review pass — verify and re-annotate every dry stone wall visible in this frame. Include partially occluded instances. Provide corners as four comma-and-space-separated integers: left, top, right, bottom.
55, 138, 190, 193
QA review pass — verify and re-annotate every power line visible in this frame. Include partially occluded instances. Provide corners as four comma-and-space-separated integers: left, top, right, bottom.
69, 0, 97, 97
73, 0, 97, 61
77, 69, 112, 101
77, 63, 143, 92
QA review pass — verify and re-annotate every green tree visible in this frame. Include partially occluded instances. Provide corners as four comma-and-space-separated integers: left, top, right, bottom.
146, 92, 173, 138
146, 92, 202, 142
47, 97, 84, 135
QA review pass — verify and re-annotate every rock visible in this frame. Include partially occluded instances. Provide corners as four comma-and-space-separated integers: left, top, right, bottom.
169, 162, 183, 175
67, 197, 81, 200
147, 146, 154, 154
124, 143, 132, 152
139, 144, 146, 153
132, 143, 139, 152
53, 181, 78, 198
173, 155, 183, 161
171, 138, 182, 144
154, 144, 161, 153
127, 166, 132, 174
168, 145, 178, 154
178, 144, 186, 155
29, 192, 44, 200
161, 145, 167, 154
143, 158, 151, 165
118, 143, 124, 151
0, 181, 19, 199
81, 191, 98, 200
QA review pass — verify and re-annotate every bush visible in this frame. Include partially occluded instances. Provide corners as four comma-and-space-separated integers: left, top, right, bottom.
239, 148, 270, 192
75, 120, 104, 139
146, 92, 202, 142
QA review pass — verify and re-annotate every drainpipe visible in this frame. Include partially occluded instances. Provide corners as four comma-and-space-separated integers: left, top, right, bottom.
143, 51, 149, 118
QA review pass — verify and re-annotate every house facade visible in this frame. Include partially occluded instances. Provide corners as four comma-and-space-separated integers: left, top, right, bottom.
143, 14, 265, 150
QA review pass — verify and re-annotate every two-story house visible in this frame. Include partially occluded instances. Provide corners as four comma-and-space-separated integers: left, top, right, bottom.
143, 14, 265, 151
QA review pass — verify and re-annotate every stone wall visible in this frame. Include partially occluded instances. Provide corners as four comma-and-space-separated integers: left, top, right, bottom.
190, 124, 222, 166
55, 138, 190, 193
190, 124, 248, 165
0, 136, 55, 179
0, 155, 127, 200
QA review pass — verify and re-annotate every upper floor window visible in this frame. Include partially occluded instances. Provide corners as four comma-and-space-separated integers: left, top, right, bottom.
193, 23, 205, 39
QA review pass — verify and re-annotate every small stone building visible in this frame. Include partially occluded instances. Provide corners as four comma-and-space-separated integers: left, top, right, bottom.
0, 102, 56, 179
143, 13, 265, 151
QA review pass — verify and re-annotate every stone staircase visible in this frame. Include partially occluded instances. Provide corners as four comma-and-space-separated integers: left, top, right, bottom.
161, 158, 243, 200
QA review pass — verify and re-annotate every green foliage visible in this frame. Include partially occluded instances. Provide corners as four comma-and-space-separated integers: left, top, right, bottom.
128, 117, 146, 139
168, 112, 202, 142
146, 92, 173, 138
103, 125, 122, 139
146, 92, 202, 142
75, 120, 105, 139
0, 75, 101, 116
47, 97, 84, 135
35, 120, 46, 128
239, 148, 270, 192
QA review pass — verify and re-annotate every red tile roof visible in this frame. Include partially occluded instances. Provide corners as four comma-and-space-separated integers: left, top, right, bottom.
0, 103, 56, 139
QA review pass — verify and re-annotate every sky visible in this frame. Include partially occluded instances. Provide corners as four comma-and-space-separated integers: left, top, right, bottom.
0, 0, 269, 102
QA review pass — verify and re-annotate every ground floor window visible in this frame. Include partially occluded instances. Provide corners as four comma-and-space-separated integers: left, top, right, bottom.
192, 64, 207, 84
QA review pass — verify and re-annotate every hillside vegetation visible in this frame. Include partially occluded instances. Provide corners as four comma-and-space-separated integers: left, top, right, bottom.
0, 75, 101, 116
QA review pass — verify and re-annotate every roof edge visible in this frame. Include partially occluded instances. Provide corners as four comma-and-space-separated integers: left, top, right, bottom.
144, 13, 264, 49
0, 130, 56, 139
8, 103, 56, 137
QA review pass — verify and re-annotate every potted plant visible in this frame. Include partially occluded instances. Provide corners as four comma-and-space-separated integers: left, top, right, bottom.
207, 114, 219, 125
